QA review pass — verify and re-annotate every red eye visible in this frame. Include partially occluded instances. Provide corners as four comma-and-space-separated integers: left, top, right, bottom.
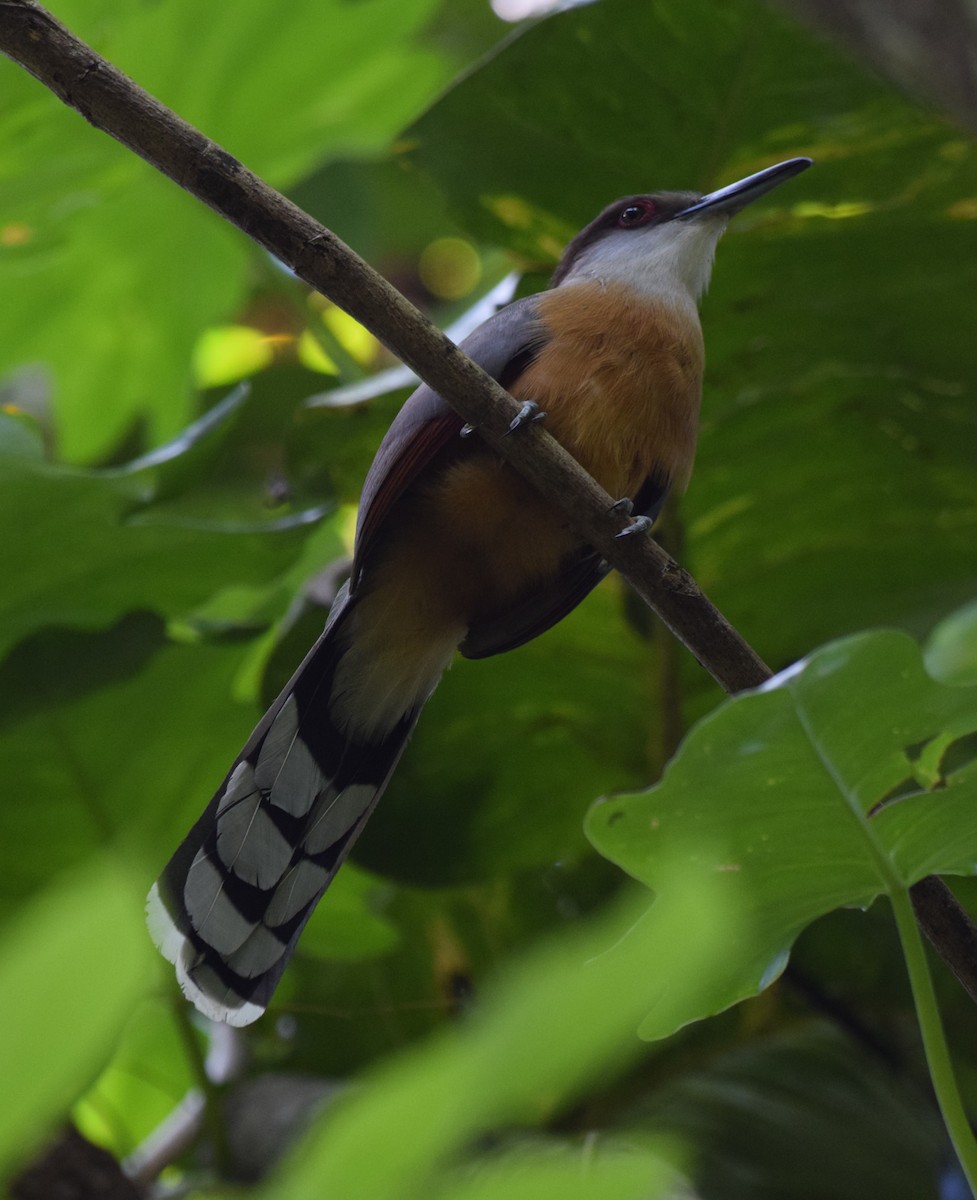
616, 200, 655, 228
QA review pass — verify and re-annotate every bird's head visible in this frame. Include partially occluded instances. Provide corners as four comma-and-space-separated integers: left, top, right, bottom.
552, 157, 811, 304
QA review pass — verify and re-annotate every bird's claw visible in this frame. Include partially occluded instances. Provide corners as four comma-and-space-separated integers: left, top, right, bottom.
505, 400, 546, 436
611, 497, 652, 538
609, 497, 634, 517
615, 514, 653, 539
459, 422, 477, 439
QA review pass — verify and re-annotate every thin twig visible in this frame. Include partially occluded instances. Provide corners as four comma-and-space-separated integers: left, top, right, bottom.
1, 0, 975, 1006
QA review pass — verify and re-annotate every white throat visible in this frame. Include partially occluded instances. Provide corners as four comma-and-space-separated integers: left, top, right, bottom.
560, 218, 726, 310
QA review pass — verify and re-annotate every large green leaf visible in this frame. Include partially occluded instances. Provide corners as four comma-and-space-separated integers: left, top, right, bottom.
432, 1145, 679, 1200
408, 0, 940, 244
408, 0, 977, 678
0, 860, 153, 1182
586, 630, 977, 1036
0, 0, 449, 459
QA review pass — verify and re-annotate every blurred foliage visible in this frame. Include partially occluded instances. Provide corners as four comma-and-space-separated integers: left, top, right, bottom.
0, 0, 452, 460
0, 863, 152, 1180
2, 0, 977, 1196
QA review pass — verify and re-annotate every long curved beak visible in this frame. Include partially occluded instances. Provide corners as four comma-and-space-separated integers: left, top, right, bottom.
677, 157, 812, 220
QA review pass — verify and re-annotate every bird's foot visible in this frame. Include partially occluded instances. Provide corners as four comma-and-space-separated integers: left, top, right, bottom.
505, 400, 546, 436
610, 496, 652, 537
459, 422, 477, 439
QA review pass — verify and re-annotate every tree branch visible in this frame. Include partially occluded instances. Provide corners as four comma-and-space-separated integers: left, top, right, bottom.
2, 0, 975, 1002
0, 0, 764, 694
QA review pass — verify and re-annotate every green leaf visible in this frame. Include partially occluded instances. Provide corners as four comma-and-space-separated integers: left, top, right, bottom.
0, 411, 338, 658
0, 0, 449, 459
586, 630, 977, 1036
433, 1142, 679, 1200
0, 860, 153, 1181
926, 600, 977, 686
297, 865, 399, 963
409, 0, 931, 246
103, 382, 251, 504
74, 997, 196, 1162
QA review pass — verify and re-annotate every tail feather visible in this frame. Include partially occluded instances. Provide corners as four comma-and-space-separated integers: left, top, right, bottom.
147, 586, 426, 1026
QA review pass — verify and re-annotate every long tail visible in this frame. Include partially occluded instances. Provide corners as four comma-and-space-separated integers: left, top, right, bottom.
147, 583, 449, 1025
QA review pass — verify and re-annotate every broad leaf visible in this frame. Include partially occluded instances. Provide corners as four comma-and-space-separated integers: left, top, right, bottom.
74, 997, 196, 1163
0, 861, 152, 1181
926, 600, 977, 687
433, 1144, 680, 1200
409, 0, 977, 676
586, 630, 977, 1036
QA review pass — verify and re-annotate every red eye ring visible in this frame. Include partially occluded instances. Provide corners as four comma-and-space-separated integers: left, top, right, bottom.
616, 200, 656, 228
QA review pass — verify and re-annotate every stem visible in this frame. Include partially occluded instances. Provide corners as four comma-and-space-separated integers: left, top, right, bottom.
796, 692, 977, 1176
891, 886, 977, 1193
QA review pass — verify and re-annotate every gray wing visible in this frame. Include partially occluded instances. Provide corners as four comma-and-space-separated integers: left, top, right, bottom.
351, 295, 547, 588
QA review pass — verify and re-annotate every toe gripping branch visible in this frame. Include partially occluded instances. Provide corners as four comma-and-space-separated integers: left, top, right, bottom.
505, 400, 546, 436
611, 497, 653, 539
461, 401, 545, 440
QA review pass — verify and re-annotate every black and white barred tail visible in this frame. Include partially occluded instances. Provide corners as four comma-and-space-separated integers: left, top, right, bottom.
146, 585, 435, 1026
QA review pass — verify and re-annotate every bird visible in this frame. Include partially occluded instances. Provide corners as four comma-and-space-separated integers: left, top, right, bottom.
148, 156, 811, 1025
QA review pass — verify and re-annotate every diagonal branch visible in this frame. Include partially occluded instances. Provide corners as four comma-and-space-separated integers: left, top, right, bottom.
0, 0, 765, 694
2, 0, 975, 1002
